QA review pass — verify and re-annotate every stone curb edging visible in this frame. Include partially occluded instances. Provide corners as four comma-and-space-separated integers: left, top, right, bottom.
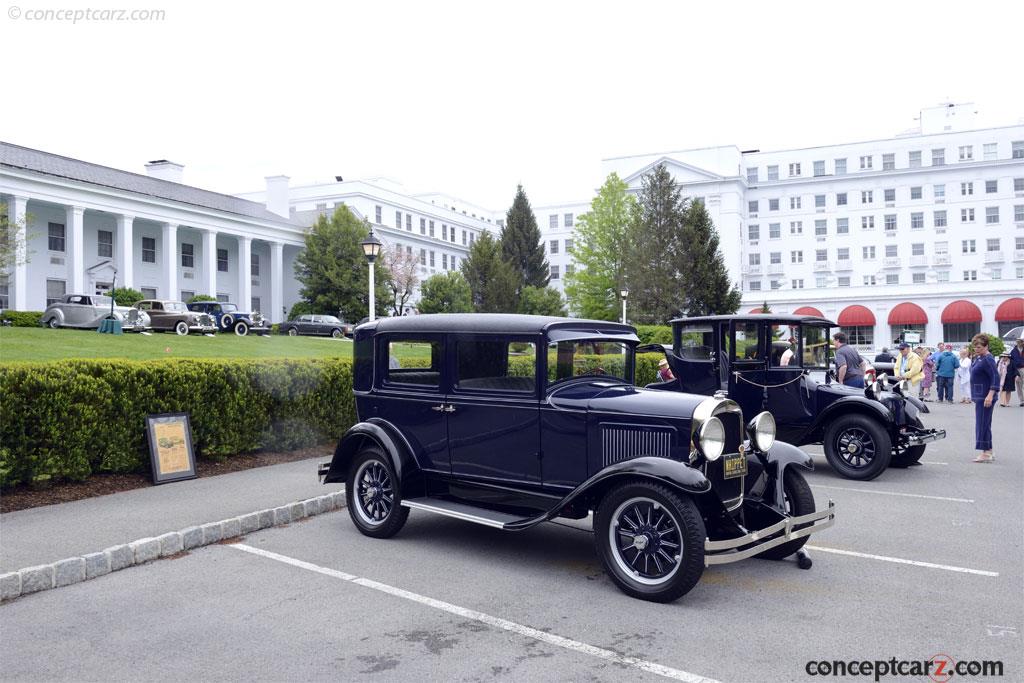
0, 490, 347, 603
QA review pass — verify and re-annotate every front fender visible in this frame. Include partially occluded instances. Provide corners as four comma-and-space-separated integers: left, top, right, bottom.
806, 396, 894, 442
762, 440, 813, 509
321, 420, 424, 497
43, 309, 65, 326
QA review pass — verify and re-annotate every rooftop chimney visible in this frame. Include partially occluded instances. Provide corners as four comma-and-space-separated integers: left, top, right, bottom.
265, 175, 290, 218
144, 159, 184, 184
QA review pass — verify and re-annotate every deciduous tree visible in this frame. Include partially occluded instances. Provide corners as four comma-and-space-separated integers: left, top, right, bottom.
518, 285, 566, 316
383, 246, 419, 316
417, 271, 473, 313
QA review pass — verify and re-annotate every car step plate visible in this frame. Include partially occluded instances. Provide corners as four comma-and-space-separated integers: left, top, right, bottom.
401, 497, 529, 529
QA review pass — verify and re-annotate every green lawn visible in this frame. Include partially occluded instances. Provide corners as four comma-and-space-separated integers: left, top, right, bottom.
0, 327, 354, 363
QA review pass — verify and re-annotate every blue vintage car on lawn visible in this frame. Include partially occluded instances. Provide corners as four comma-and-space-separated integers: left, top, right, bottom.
186, 301, 269, 336
318, 314, 835, 602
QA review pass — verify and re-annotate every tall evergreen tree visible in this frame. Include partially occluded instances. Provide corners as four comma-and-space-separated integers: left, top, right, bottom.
623, 164, 687, 324
564, 173, 637, 320
500, 185, 548, 292
460, 232, 518, 313
678, 200, 742, 316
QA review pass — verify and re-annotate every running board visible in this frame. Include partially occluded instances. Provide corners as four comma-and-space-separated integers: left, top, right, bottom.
401, 497, 532, 529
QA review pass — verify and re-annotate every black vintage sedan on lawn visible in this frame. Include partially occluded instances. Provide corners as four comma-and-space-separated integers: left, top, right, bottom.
279, 314, 351, 338
318, 314, 835, 603
647, 314, 946, 481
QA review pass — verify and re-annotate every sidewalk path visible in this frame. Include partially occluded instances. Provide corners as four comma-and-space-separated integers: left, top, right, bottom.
1, 456, 340, 573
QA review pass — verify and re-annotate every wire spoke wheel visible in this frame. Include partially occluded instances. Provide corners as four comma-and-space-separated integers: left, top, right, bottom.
354, 460, 393, 526
609, 497, 682, 585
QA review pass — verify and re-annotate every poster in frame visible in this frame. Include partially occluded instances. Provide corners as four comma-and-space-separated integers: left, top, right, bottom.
145, 412, 198, 484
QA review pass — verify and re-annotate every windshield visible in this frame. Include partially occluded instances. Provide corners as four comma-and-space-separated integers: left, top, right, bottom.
547, 340, 633, 386
94, 296, 112, 308
220, 303, 238, 312
802, 325, 831, 368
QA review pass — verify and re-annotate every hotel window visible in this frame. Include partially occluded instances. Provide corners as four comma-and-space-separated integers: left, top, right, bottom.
986, 207, 999, 224
789, 196, 801, 210
859, 156, 872, 170
749, 253, 761, 266
962, 240, 976, 254
931, 148, 945, 166
748, 224, 760, 240
791, 250, 803, 264
375, 206, 382, 223
815, 219, 827, 236
884, 214, 897, 231
46, 279, 66, 305
769, 198, 779, 211
181, 242, 194, 268
770, 280, 782, 290
934, 210, 947, 227
550, 265, 560, 280
769, 252, 781, 264
746, 167, 758, 182
936, 271, 950, 283
142, 237, 156, 263
429, 251, 435, 268
564, 213, 574, 228
961, 182, 973, 196
886, 274, 899, 285
470, 233, 476, 245
462, 230, 467, 245
452, 256, 458, 270
48, 222, 65, 252
910, 186, 922, 200
1015, 205, 1024, 222
1017, 237, 1024, 251
834, 158, 847, 175
565, 239, 573, 252
983, 143, 997, 160
838, 276, 851, 287
883, 188, 895, 203
98, 229, 113, 258
251, 297, 261, 313
985, 180, 997, 194
861, 190, 873, 204
180, 290, 194, 302
958, 145, 973, 161
450, 228, 455, 244
792, 279, 804, 289
912, 243, 925, 256
251, 253, 260, 277
217, 248, 228, 272
1012, 141, 1024, 159
963, 270, 977, 281
836, 192, 847, 206
863, 246, 876, 259
767, 165, 779, 180
837, 218, 849, 234
788, 163, 801, 177
815, 248, 827, 261
395, 210, 401, 229
749, 281, 761, 291
215, 292, 228, 303
420, 218, 426, 235
908, 150, 922, 168
442, 224, 448, 241
549, 239, 559, 254
911, 212, 924, 229
1016, 178, 1024, 192
912, 273, 926, 285
863, 275, 876, 286
419, 248, 426, 266
406, 214, 412, 231
837, 247, 850, 261
429, 221, 435, 237
442, 254, 448, 270
882, 153, 895, 170
814, 194, 825, 208
861, 216, 875, 230
565, 264, 573, 276
961, 208, 975, 223
769, 223, 781, 239
815, 276, 827, 288
934, 241, 948, 255
790, 221, 803, 235
748, 200, 759, 214
549, 215, 558, 229
934, 184, 945, 200
885, 244, 898, 257
991, 268, 1002, 280
986, 238, 1000, 252
813, 160, 825, 177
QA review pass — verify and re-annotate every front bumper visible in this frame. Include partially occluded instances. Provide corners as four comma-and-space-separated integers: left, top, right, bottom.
704, 500, 836, 566
190, 324, 219, 333
905, 428, 946, 446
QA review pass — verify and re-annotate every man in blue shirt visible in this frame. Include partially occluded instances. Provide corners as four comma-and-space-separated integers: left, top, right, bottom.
934, 345, 958, 403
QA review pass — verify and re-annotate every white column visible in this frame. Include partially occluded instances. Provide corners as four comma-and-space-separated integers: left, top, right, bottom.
162, 223, 178, 299
270, 242, 284, 323
237, 235, 251, 309
115, 214, 134, 289
202, 229, 217, 297
9, 195, 28, 310
66, 205, 85, 293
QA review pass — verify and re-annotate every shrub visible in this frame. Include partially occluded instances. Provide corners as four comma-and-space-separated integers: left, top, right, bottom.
986, 334, 1005, 357
111, 288, 145, 306
288, 301, 314, 319
2, 311, 43, 327
0, 358, 356, 487
187, 294, 218, 303
634, 325, 673, 345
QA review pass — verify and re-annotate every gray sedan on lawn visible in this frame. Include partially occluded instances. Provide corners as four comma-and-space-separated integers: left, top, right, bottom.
279, 314, 352, 338
41, 294, 151, 331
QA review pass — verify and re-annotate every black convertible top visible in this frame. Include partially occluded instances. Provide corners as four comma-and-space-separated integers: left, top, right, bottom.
361, 313, 636, 336
671, 314, 837, 326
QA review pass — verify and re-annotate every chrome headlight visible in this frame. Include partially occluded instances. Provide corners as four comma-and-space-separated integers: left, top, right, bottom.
747, 411, 776, 452
697, 417, 726, 462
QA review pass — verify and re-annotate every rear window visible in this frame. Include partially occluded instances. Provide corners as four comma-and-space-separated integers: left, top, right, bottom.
455, 339, 536, 393
384, 339, 442, 388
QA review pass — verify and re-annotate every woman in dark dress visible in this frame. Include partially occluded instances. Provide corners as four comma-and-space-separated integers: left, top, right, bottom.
969, 334, 1000, 463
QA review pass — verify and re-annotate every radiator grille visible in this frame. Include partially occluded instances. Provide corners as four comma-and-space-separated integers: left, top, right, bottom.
601, 425, 673, 467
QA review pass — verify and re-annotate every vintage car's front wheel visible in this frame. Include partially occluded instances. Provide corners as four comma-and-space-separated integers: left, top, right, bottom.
174, 321, 189, 336
594, 482, 705, 603
347, 446, 409, 539
234, 321, 249, 336
287, 327, 298, 336
890, 417, 926, 468
823, 414, 892, 480
46, 317, 60, 329
755, 468, 814, 560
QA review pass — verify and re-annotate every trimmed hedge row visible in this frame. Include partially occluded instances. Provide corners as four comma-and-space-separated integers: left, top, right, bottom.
2, 311, 44, 327
0, 359, 356, 487
634, 325, 673, 345
507, 353, 663, 387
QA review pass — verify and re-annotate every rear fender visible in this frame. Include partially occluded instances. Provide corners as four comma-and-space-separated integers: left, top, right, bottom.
806, 396, 894, 443
322, 420, 424, 497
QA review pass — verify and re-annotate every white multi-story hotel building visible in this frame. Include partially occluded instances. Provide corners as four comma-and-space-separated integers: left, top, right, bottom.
539, 104, 1024, 348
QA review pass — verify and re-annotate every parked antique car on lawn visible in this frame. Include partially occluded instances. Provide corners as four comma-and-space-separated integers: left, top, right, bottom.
647, 314, 946, 481
133, 299, 217, 336
41, 294, 151, 331
186, 301, 269, 336
279, 314, 352, 338
318, 314, 835, 602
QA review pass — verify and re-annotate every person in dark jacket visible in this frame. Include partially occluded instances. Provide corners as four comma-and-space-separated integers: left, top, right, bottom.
1010, 337, 1024, 407
969, 334, 1000, 463
874, 347, 895, 363
934, 347, 959, 403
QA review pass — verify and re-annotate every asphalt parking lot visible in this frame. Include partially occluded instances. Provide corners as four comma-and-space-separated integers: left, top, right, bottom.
2, 402, 1021, 682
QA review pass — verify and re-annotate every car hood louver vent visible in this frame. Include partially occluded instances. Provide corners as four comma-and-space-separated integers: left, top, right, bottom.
600, 424, 673, 468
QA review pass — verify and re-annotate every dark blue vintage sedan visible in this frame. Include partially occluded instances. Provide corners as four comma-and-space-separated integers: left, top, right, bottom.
319, 314, 835, 602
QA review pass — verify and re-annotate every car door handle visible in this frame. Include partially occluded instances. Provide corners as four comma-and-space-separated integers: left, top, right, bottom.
443, 405, 456, 413
431, 404, 446, 412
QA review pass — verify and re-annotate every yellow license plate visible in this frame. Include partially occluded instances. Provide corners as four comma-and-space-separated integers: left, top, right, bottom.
723, 452, 748, 479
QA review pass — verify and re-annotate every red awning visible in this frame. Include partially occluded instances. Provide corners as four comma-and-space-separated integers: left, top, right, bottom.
941, 300, 982, 324
793, 306, 824, 317
749, 306, 767, 313
994, 297, 1024, 322
837, 304, 875, 327
887, 302, 928, 325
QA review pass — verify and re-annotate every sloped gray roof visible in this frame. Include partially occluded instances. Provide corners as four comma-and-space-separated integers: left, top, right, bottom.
0, 141, 304, 226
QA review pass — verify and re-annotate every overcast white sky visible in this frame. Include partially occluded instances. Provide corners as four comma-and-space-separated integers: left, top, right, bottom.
3, 0, 1022, 211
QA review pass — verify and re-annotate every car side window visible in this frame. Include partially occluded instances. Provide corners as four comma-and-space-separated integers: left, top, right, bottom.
733, 322, 762, 360
802, 326, 830, 368
383, 338, 442, 388
137, 301, 151, 311
771, 325, 800, 367
312, 316, 323, 324
676, 324, 714, 360
548, 340, 631, 385
454, 338, 536, 393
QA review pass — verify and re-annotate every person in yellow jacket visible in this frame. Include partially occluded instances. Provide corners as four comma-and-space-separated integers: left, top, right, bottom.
894, 342, 924, 385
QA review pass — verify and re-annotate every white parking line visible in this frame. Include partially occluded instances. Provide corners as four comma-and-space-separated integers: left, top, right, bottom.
230, 543, 720, 683
812, 485, 974, 503
806, 546, 999, 577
